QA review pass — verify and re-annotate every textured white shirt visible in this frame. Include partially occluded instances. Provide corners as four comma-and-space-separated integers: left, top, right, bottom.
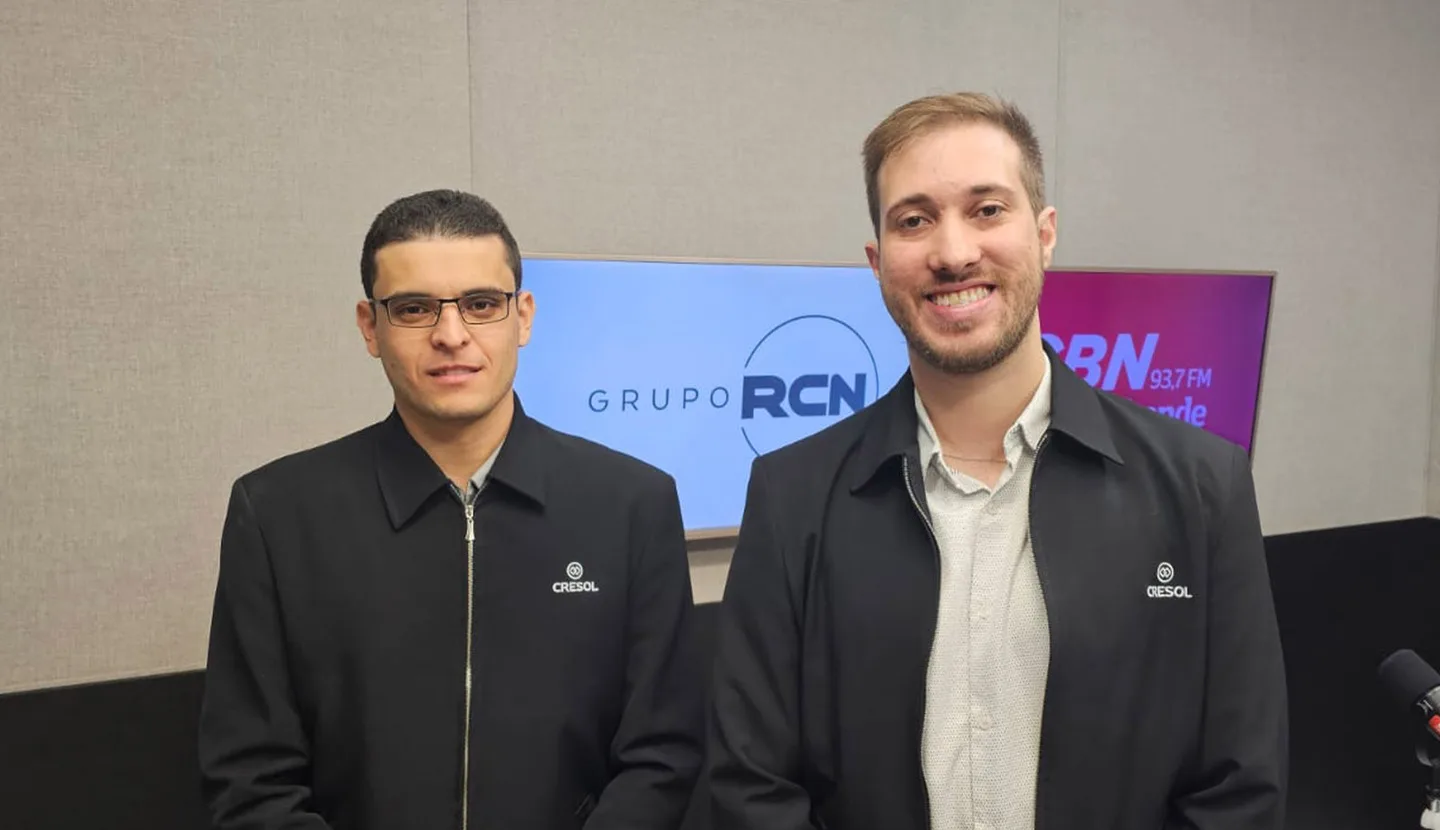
916, 361, 1053, 830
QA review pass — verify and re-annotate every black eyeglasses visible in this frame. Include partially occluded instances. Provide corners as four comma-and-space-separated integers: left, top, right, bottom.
373, 290, 517, 328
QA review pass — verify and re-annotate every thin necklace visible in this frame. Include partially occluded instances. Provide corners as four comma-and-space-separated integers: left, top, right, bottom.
942, 452, 1006, 464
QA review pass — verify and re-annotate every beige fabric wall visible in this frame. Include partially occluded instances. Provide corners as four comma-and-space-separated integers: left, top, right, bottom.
0, 0, 471, 693
3, 0, 1440, 693
1051, 0, 1440, 532
468, 0, 1061, 261
1432, 195, 1440, 517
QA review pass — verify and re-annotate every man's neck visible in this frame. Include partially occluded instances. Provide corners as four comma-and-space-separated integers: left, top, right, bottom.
396, 393, 514, 491
912, 330, 1048, 462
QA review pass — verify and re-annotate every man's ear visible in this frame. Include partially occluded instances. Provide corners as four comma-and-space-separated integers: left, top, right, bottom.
1037, 206, 1058, 269
515, 290, 535, 348
357, 300, 381, 358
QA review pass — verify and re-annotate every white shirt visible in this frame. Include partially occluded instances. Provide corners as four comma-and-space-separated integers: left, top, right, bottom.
916, 361, 1053, 830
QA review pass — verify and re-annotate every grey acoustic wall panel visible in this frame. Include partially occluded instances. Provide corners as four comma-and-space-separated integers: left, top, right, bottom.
0, 0, 472, 692
1053, 0, 1440, 533
468, 0, 1062, 263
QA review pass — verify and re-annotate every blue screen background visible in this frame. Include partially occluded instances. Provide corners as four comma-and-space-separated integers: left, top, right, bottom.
513, 258, 911, 531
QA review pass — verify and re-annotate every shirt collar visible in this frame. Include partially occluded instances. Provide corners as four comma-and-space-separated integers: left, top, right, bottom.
848, 344, 1122, 496
914, 357, 1053, 473
470, 438, 503, 489
375, 395, 548, 529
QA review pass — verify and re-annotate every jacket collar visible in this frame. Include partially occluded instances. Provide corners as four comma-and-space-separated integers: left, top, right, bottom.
848, 343, 1123, 493
375, 395, 549, 529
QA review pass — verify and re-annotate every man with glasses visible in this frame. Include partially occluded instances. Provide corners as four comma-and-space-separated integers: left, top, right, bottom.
199, 190, 703, 830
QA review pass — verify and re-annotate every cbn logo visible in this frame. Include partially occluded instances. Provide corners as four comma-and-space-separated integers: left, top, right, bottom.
739, 315, 879, 456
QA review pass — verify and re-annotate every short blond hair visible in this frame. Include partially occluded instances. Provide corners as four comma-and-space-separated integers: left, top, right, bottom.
863, 92, 1046, 233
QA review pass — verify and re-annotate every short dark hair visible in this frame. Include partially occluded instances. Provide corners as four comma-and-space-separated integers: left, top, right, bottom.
360, 189, 522, 298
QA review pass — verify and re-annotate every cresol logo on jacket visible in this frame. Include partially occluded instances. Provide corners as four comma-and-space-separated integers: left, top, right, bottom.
554, 561, 599, 594
1146, 561, 1193, 599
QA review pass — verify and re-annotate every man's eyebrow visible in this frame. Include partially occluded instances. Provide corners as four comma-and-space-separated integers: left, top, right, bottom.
885, 192, 937, 218
885, 184, 1018, 219
965, 183, 1016, 198
380, 286, 508, 300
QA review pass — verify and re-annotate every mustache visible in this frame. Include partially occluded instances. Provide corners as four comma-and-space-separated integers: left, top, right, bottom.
916, 269, 1000, 296
930, 264, 998, 283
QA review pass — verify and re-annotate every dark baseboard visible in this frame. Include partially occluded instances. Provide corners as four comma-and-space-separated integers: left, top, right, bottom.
0, 667, 209, 829
2, 518, 1436, 829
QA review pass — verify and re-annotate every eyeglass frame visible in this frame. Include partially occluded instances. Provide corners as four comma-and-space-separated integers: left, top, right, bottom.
370, 289, 520, 328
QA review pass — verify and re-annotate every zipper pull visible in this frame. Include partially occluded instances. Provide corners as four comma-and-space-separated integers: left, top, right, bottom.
464, 502, 475, 543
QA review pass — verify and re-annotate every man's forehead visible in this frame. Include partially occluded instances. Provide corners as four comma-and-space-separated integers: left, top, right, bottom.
374, 236, 515, 292
375, 235, 508, 266
879, 123, 1024, 197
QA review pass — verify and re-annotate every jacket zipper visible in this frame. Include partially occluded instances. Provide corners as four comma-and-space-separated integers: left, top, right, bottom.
462, 499, 476, 830
1027, 433, 1052, 830
901, 455, 939, 830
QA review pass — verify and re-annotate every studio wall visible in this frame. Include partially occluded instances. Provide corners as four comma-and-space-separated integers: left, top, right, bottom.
3, 0, 1439, 695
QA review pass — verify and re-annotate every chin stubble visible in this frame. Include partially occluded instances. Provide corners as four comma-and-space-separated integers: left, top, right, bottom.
884, 275, 1042, 376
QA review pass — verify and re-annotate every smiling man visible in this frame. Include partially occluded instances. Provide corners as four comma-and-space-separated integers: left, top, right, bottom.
706, 93, 1288, 829
199, 190, 702, 830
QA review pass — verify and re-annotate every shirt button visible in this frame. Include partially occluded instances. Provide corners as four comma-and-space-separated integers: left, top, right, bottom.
971, 707, 992, 730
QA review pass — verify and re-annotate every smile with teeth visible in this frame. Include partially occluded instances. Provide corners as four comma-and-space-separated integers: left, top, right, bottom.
930, 286, 993, 308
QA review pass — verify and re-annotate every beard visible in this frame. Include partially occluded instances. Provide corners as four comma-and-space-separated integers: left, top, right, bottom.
881, 260, 1043, 375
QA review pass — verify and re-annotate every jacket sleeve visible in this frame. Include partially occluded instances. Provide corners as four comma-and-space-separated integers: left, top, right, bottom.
706, 459, 816, 830
585, 474, 704, 830
1168, 444, 1289, 829
198, 479, 331, 829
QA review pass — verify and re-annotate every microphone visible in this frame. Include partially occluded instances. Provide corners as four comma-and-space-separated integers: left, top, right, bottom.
1378, 649, 1440, 741
1379, 649, 1440, 829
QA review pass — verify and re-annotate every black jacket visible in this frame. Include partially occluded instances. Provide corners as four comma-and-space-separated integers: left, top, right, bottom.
707, 350, 1288, 829
199, 400, 703, 830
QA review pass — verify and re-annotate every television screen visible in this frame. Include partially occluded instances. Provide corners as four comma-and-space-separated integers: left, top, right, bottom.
513, 257, 1273, 533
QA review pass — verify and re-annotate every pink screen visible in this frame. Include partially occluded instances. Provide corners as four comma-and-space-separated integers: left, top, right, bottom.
1038, 269, 1273, 453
